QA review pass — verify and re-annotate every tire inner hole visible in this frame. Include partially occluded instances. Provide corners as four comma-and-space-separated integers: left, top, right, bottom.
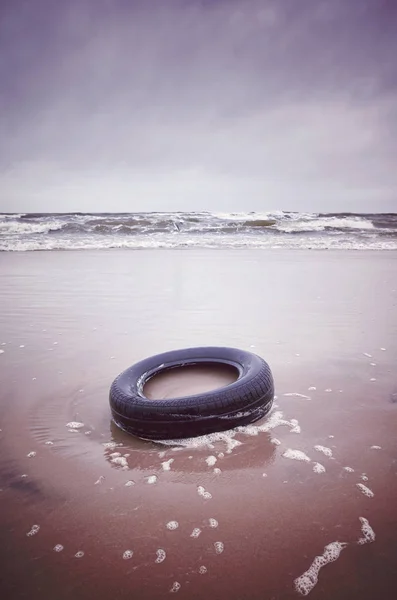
143, 363, 239, 400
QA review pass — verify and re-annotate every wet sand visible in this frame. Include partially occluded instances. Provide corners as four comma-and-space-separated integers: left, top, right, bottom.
0, 249, 396, 600
144, 364, 238, 399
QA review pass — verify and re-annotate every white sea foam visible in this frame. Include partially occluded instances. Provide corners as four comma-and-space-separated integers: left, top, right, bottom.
170, 581, 181, 593
343, 466, 354, 473
54, 544, 64, 552
75, 551, 84, 558
205, 455, 217, 466
66, 421, 84, 429
356, 483, 374, 498
155, 549, 166, 563
27, 451, 36, 458
271, 438, 281, 445
358, 517, 375, 545
27, 525, 40, 537
209, 518, 218, 528
166, 521, 179, 530
199, 566, 208, 574
123, 550, 133, 560
283, 449, 311, 462
147, 475, 157, 484
313, 462, 326, 474
314, 445, 333, 458
214, 541, 224, 554
190, 528, 201, 538
162, 459, 174, 471
294, 541, 347, 596
283, 392, 311, 399
370, 445, 381, 450
197, 485, 212, 499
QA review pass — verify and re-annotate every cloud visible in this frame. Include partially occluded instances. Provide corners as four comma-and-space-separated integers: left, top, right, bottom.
0, 0, 396, 212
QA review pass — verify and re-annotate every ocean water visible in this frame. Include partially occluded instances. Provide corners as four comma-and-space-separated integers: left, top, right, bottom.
0, 211, 396, 251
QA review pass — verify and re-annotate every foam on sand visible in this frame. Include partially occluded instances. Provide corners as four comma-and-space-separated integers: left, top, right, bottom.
161, 459, 174, 471
170, 581, 181, 593
155, 549, 166, 563
356, 483, 374, 498
358, 517, 375, 545
214, 541, 224, 554
166, 521, 179, 530
294, 541, 348, 596
314, 445, 333, 458
26, 525, 40, 537
122, 550, 133, 560
283, 449, 311, 462
190, 528, 201, 538
197, 485, 212, 499
312, 462, 326, 474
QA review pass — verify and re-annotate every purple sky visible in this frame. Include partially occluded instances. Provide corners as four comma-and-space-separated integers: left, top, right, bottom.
1, 0, 396, 212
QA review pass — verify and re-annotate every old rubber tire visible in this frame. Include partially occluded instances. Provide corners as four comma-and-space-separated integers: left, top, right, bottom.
109, 346, 274, 440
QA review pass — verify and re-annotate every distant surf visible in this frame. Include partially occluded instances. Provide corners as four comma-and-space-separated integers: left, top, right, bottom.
1, 211, 396, 251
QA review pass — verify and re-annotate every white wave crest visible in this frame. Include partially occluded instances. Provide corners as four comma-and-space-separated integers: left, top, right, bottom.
0, 219, 64, 235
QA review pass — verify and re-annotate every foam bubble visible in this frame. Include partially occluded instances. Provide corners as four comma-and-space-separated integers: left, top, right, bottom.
283, 449, 311, 462
271, 438, 281, 445
325, 388, 332, 392
102, 442, 118, 449
358, 517, 375, 545
155, 549, 166, 563
111, 456, 128, 468
110, 452, 121, 458
54, 544, 64, 552
45, 441, 54, 446
343, 467, 354, 473
0, 349, 4, 354
370, 378, 376, 382
361, 475, 369, 481
370, 362, 376, 366
166, 521, 179, 530
162, 459, 174, 471
294, 541, 347, 596
27, 451, 36, 458
209, 518, 218, 528
380, 347, 386, 351
147, 475, 157, 484
170, 582, 181, 593
205, 455, 217, 466
197, 485, 212, 500
26, 525, 40, 536
356, 483, 374, 498
66, 422, 84, 429
199, 566, 207, 574
123, 550, 133, 560
308, 386, 316, 391
125, 480, 135, 486
190, 528, 202, 538
75, 551, 84, 558
213, 467, 222, 474
313, 462, 326, 474
363, 352, 372, 358
214, 541, 224, 554
370, 445, 381, 450
314, 445, 333, 458
158, 451, 166, 458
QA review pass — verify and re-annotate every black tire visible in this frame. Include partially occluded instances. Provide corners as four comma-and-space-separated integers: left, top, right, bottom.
109, 346, 274, 440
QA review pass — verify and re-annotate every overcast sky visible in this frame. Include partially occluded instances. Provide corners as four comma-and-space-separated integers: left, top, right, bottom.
1, 0, 396, 213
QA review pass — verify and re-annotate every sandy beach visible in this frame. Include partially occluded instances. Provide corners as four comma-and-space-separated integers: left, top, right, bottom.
0, 249, 396, 600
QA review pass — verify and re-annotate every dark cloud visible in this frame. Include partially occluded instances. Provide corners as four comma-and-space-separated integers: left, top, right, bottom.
0, 0, 396, 212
